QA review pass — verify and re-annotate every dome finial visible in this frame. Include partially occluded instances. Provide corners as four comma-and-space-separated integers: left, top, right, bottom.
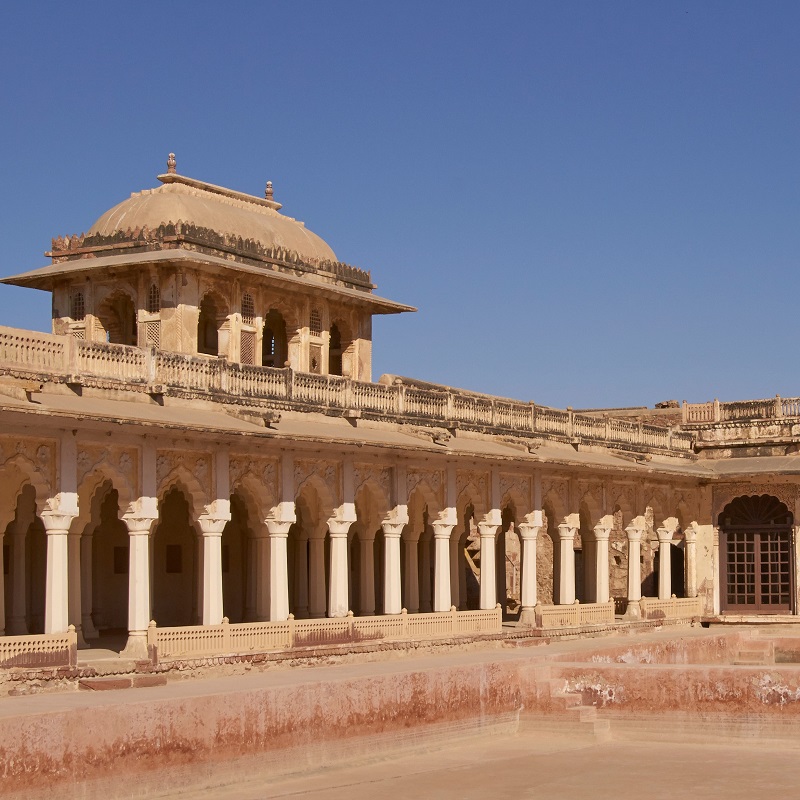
167, 153, 176, 174
265, 180, 274, 201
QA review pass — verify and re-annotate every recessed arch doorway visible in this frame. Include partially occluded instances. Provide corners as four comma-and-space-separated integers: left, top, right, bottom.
719, 494, 793, 614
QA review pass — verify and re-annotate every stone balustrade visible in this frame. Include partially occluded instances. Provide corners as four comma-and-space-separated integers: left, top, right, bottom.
0, 626, 77, 669
683, 395, 800, 425
534, 599, 616, 629
638, 595, 702, 621
0, 325, 695, 454
147, 606, 502, 660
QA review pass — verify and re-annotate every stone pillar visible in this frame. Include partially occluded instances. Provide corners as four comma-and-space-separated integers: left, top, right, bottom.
294, 535, 309, 617
593, 518, 613, 604
478, 522, 498, 610
308, 535, 326, 618
266, 520, 291, 621
432, 522, 453, 613
382, 522, 403, 615
625, 520, 645, 605
327, 520, 352, 618
684, 525, 698, 598
244, 536, 257, 621
403, 533, 420, 613
197, 516, 229, 625
67, 530, 86, 647
712, 527, 721, 615
80, 530, 98, 639
7, 521, 28, 635
657, 526, 674, 601
121, 516, 157, 659
359, 534, 376, 616
557, 522, 577, 605
41, 512, 75, 634
518, 522, 540, 624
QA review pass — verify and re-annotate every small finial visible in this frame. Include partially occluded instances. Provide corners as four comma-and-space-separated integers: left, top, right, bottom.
265, 180, 274, 200
167, 153, 176, 174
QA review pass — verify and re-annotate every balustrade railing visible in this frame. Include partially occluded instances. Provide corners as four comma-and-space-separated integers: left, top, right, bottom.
0, 324, 694, 453
683, 395, 800, 425
638, 595, 702, 621
147, 607, 502, 660
534, 600, 616, 629
0, 626, 77, 669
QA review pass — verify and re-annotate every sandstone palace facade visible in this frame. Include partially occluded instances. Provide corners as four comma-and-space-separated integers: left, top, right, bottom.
0, 156, 797, 662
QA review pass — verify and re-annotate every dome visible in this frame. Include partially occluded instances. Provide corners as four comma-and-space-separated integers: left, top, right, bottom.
88, 173, 337, 263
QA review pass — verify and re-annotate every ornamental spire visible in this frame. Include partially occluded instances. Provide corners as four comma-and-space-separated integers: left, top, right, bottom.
167, 153, 176, 174
265, 180, 274, 200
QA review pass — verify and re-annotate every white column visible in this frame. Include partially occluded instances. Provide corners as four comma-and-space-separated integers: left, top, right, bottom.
266, 520, 291, 621
518, 522, 541, 613
625, 521, 644, 603
80, 531, 98, 639
684, 525, 698, 598
327, 520, 352, 618
403, 533, 420, 613
41, 512, 75, 634
359, 534, 376, 616
478, 522, 498, 610
382, 522, 403, 614
7, 521, 28, 635
657, 526, 674, 600
67, 530, 86, 646
432, 522, 453, 612
557, 522, 577, 605
121, 516, 157, 659
198, 516, 228, 625
308, 535, 326, 618
593, 520, 612, 604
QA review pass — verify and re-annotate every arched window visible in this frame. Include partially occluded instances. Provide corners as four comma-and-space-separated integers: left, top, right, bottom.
97, 292, 137, 346
147, 284, 161, 314
241, 293, 255, 325
329, 323, 343, 376
309, 307, 322, 337
262, 309, 288, 368
198, 294, 221, 356
70, 291, 85, 321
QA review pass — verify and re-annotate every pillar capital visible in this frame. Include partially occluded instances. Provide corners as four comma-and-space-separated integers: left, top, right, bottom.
683, 523, 698, 544
122, 515, 158, 535
327, 519, 354, 537
264, 519, 292, 538
518, 523, 541, 541
593, 524, 612, 541
656, 526, 675, 545
432, 521, 454, 540
477, 522, 498, 539
625, 524, 645, 542
557, 523, 577, 541
198, 515, 230, 536
381, 520, 405, 538
40, 511, 76, 533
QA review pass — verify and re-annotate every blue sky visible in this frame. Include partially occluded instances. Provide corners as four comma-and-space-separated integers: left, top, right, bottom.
1, 2, 798, 409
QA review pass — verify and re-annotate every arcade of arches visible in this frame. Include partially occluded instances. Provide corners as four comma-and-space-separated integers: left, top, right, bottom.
3, 430, 798, 658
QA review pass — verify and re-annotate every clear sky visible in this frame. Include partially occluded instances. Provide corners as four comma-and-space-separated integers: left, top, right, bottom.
1, 2, 798, 409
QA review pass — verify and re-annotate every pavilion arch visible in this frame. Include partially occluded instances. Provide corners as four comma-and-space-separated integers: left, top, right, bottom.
0, 455, 51, 525
542, 490, 569, 606
222, 490, 259, 623
607, 487, 635, 529
157, 466, 209, 522
457, 482, 488, 522
349, 479, 390, 615
328, 318, 355, 378
96, 288, 138, 346
197, 289, 230, 357
261, 309, 289, 368
76, 465, 136, 533
231, 471, 276, 528
295, 473, 336, 526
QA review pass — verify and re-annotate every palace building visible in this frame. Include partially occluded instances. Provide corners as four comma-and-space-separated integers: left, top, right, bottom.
0, 155, 797, 663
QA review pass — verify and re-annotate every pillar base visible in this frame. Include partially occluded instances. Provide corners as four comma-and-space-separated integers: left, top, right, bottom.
121, 632, 149, 660
623, 603, 641, 620
519, 607, 537, 627
81, 614, 99, 640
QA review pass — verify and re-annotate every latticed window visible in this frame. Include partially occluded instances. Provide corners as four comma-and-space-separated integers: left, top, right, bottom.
70, 291, 85, 321
242, 293, 255, 325
147, 284, 161, 314
241, 330, 255, 365
309, 307, 322, 336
